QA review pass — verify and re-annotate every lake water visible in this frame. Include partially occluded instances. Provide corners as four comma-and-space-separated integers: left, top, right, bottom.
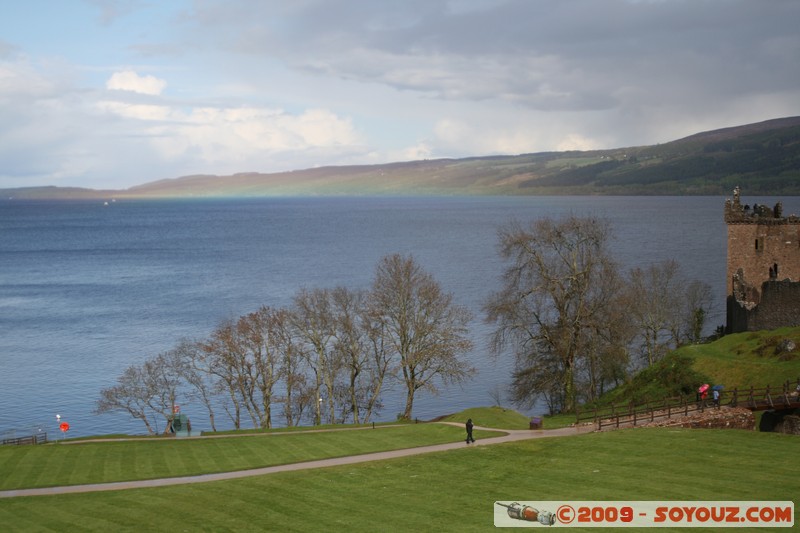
2, 195, 798, 438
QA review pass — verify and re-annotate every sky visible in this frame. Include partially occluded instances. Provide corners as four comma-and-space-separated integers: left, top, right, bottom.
1, 0, 798, 190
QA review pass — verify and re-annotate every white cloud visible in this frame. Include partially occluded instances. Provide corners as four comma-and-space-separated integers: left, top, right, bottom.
556, 134, 602, 152
106, 70, 166, 95
95, 100, 171, 121
0, 59, 60, 98
95, 100, 364, 169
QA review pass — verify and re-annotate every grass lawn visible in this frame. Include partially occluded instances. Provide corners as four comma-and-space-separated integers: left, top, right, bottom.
0, 424, 500, 491
1, 427, 797, 532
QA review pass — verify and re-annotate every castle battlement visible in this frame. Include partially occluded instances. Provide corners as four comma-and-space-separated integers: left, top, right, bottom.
724, 186, 800, 224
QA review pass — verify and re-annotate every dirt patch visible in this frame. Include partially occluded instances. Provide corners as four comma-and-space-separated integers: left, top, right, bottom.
631, 406, 755, 430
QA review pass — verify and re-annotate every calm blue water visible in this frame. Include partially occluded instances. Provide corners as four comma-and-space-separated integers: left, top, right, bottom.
2, 195, 798, 438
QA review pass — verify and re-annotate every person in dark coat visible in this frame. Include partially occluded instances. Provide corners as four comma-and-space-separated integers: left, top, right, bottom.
465, 418, 475, 444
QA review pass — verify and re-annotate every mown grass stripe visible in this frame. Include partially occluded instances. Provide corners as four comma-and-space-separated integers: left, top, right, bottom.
0, 424, 483, 490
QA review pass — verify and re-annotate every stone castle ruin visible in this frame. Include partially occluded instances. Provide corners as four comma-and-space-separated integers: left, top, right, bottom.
725, 186, 800, 333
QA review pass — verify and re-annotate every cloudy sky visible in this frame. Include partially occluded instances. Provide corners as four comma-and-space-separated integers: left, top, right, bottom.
1, 0, 798, 190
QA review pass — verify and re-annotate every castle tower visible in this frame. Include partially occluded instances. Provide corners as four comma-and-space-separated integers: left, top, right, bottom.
725, 186, 800, 332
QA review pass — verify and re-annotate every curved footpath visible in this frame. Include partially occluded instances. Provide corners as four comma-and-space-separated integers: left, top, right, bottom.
0, 423, 592, 499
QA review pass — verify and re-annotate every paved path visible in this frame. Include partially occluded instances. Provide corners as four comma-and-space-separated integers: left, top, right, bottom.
0, 424, 591, 499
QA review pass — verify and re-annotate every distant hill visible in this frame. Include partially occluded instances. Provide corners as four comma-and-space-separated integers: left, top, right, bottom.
4, 116, 800, 199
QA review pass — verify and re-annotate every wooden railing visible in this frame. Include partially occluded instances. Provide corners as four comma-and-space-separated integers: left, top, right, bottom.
576, 378, 800, 431
1, 432, 48, 445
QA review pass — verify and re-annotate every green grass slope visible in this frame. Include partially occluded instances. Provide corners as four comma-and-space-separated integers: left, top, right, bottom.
439, 406, 533, 430
584, 327, 800, 409
681, 327, 800, 389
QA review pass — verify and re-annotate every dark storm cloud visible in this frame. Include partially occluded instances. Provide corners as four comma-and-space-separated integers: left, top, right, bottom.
185, 0, 800, 112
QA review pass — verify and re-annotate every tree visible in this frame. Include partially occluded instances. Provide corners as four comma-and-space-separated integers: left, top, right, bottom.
624, 260, 713, 365
143, 350, 187, 430
96, 364, 158, 434
172, 339, 220, 432
369, 253, 474, 420
625, 260, 681, 366
328, 286, 392, 424
290, 288, 338, 425
681, 280, 714, 344
95, 350, 187, 434
484, 216, 619, 413
198, 319, 248, 429
238, 306, 286, 429
331, 287, 368, 423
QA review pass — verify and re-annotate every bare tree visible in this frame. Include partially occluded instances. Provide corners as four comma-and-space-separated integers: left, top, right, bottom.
290, 288, 338, 425
488, 383, 504, 407
625, 260, 682, 366
95, 351, 186, 434
271, 309, 306, 427
172, 339, 220, 432
624, 260, 712, 365
360, 310, 392, 423
681, 280, 714, 344
198, 319, 248, 429
239, 306, 286, 429
96, 364, 158, 434
279, 329, 308, 427
370, 253, 474, 420
484, 216, 619, 413
330, 287, 369, 423
580, 276, 634, 402
144, 351, 186, 430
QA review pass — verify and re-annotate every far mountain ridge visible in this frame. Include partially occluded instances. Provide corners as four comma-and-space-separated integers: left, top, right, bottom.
4, 116, 800, 199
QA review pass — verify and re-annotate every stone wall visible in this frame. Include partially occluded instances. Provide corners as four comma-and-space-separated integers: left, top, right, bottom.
726, 221, 800, 295
775, 415, 800, 435
727, 280, 800, 333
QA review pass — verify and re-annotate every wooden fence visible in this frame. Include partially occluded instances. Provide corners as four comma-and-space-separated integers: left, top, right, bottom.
576, 378, 800, 431
1, 427, 48, 446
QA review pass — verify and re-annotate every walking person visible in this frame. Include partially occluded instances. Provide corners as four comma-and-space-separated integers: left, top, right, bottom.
698, 384, 709, 408
465, 418, 475, 444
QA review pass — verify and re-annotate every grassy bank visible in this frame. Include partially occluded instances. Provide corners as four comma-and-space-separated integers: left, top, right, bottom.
1, 428, 797, 532
684, 327, 800, 388
585, 327, 800, 408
